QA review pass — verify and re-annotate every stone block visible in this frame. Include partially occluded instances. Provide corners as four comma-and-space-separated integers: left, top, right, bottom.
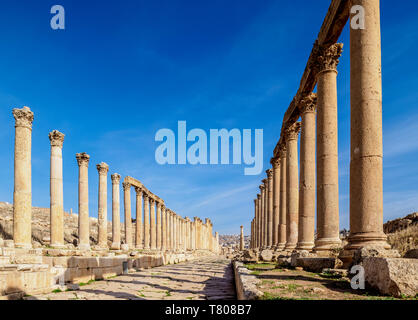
259, 249, 274, 262
296, 257, 342, 273
363, 257, 418, 298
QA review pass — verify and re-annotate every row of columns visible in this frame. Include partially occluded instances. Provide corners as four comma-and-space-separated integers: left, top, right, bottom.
11, 106, 220, 253
251, 0, 390, 261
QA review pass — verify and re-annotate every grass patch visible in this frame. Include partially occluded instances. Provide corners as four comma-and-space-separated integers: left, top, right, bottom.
78, 279, 95, 287
165, 291, 172, 297
52, 289, 62, 293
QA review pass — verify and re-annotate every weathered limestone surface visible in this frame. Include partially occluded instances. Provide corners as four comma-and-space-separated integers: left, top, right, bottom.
111, 174, 121, 250
76, 153, 90, 250
13, 107, 34, 249
49, 130, 65, 248
97, 162, 109, 248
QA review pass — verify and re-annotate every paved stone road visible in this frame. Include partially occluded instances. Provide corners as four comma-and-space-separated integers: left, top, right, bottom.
28, 258, 236, 300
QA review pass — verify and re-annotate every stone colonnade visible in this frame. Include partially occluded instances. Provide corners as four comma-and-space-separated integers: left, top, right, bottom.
250, 0, 390, 262
9, 107, 220, 253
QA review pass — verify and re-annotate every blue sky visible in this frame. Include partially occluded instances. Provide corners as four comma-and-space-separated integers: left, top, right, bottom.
0, 1, 417, 235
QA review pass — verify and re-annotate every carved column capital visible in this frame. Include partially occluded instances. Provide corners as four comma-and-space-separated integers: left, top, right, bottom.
111, 173, 121, 183
96, 162, 109, 175
143, 192, 149, 201
76, 152, 90, 167
285, 122, 301, 141
311, 42, 343, 74
270, 157, 281, 169
257, 194, 261, 200
149, 198, 155, 205
299, 92, 317, 114
266, 169, 273, 178
49, 130, 65, 148
134, 186, 143, 196
13, 106, 34, 129
259, 184, 265, 191
279, 145, 287, 158
122, 182, 131, 191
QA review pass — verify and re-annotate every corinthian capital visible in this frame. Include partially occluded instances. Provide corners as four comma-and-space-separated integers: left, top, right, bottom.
299, 92, 317, 114
122, 182, 131, 191
271, 157, 280, 169
13, 106, 34, 129
285, 122, 301, 141
96, 162, 109, 175
111, 173, 121, 183
262, 178, 268, 185
49, 130, 65, 148
134, 186, 143, 195
311, 42, 343, 74
76, 152, 90, 167
279, 145, 287, 158
266, 169, 273, 179
259, 184, 265, 191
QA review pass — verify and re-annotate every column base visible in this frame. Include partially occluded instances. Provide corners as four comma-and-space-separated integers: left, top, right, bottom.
111, 243, 121, 250
275, 243, 286, 251
313, 238, 341, 256
135, 245, 144, 250
50, 243, 66, 249
295, 241, 315, 251
339, 232, 391, 266
284, 243, 297, 251
14, 242, 32, 249
78, 243, 91, 251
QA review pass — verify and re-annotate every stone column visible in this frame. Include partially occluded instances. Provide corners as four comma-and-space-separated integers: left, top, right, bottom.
296, 94, 317, 251
271, 157, 280, 247
150, 198, 156, 250
284, 122, 301, 251
344, 0, 390, 257
97, 162, 109, 248
76, 152, 90, 250
123, 182, 132, 249
312, 43, 343, 253
256, 194, 261, 248
259, 184, 265, 248
143, 193, 150, 249
13, 107, 34, 249
167, 209, 172, 250
135, 187, 143, 249
277, 147, 287, 250
156, 201, 162, 250
111, 173, 121, 250
240, 226, 244, 251
49, 130, 65, 248
173, 215, 177, 250
161, 205, 167, 251
263, 179, 268, 247
266, 169, 273, 247
254, 198, 259, 248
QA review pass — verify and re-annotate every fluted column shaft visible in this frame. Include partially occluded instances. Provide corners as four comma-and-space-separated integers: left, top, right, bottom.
271, 159, 280, 247
285, 123, 301, 251
13, 107, 34, 248
97, 162, 109, 248
49, 130, 65, 248
266, 170, 273, 247
259, 185, 265, 247
111, 174, 121, 250
254, 199, 259, 248
240, 226, 244, 250
297, 95, 317, 251
162, 206, 167, 251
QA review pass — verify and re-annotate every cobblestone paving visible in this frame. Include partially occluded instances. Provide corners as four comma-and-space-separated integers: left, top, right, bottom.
29, 258, 236, 300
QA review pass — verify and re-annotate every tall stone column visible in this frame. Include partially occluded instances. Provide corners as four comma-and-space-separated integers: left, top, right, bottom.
277, 147, 287, 250
135, 187, 143, 249
263, 179, 268, 247
161, 205, 167, 251
254, 198, 259, 248
240, 226, 244, 251
13, 107, 34, 249
143, 193, 150, 249
266, 169, 273, 247
111, 174, 121, 250
97, 162, 109, 248
150, 198, 156, 250
344, 0, 390, 257
156, 201, 162, 250
76, 152, 90, 250
173, 215, 177, 250
271, 157, 280, 247
167, 209, 172, 250
256, 194, 261, 248
284, 122, 301, 251
296, 94, 317, 251
259, 184, 265, 248
123, 182, 132, 249
312, 43, 343, 253
49, 130, 65, 248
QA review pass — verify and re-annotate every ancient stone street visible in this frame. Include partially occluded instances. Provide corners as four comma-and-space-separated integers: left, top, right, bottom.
27, 258, 235, 300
